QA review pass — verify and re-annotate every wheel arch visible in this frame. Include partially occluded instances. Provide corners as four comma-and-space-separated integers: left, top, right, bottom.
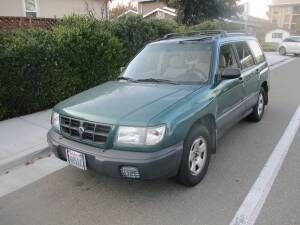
188, 114, 217, 154
261, 81, 269, 105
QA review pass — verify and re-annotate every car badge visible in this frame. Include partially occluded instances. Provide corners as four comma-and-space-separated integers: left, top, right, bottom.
78, 126, 85, 138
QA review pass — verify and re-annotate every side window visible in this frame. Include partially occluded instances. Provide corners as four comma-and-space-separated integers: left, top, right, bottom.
284, 38, 294, 42
218, 44, 238, 75
235, 42, 255, 70
290, 37, 299, 42
247, 40, 265, 64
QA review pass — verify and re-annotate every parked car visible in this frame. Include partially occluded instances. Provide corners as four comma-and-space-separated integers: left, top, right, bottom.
47, 31, 269, 186
278, 36, 300, 56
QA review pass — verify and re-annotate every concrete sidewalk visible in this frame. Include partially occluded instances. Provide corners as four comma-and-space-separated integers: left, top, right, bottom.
0, 110, 52, 173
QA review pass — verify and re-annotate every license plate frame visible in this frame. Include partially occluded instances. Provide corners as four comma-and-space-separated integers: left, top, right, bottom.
66, 149, 87, 170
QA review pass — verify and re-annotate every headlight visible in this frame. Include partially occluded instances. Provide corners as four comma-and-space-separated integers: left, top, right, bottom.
51, 111, 60, 131
116, 125, 166, 146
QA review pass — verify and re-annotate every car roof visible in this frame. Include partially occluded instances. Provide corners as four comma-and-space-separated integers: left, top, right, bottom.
151, 31, 257, 45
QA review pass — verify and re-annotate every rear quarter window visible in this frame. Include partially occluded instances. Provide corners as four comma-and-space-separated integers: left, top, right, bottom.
247, 40, 265, 64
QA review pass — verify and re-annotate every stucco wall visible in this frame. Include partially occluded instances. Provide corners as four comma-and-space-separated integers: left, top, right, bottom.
0, 0, 108, 19
138, 1, 166, 15
272, 0, 300, 4
39, 0, 107, 19
265, 29, 291, 43
0, 0, 24, 17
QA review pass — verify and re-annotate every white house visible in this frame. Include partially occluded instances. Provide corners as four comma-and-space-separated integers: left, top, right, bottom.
265, 28, 291, 43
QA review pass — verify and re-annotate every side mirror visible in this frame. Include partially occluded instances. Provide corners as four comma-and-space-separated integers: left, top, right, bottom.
221, 68, 241, 79
120, 67, 126, 73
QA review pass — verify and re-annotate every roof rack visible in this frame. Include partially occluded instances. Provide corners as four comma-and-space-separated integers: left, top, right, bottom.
162, 30, 253, 40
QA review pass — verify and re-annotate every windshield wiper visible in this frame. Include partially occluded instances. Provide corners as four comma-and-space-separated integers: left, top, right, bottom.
136, 78, 179, 85
117, 77, 137, 82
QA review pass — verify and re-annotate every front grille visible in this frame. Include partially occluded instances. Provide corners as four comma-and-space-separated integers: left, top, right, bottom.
60, 116, 112, 145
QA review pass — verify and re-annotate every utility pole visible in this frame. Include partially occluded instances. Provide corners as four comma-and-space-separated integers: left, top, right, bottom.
243, 2, 250, 32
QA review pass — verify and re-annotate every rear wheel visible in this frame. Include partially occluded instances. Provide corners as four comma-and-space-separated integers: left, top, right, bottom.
279, 47, 286, 56
177, 125, 211, 186
247, 88, 266, 122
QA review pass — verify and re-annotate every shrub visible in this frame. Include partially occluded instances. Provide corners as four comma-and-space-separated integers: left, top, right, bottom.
51, 16, 123, 103
190, 20, 243, 32
109, 15, 177, 64
0, 16, 123, 120
262, 42, 278, 52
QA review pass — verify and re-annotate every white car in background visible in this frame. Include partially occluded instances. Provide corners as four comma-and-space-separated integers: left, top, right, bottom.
278, 36, 300, 56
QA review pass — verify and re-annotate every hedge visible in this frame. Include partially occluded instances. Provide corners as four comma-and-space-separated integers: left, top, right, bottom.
0, 15, 242, 121
0, 16, 123, 120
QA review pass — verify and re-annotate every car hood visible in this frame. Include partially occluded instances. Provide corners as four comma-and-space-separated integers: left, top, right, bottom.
54, 81, 198, 126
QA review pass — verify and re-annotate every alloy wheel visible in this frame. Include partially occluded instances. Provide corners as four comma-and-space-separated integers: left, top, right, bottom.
188, 136, 207, 176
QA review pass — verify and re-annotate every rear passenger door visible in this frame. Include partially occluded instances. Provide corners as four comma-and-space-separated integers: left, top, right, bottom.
234, 42, 258, 109
247, 40, 268, 108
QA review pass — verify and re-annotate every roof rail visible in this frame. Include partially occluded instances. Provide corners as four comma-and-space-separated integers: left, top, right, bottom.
163, 30, 227, 39
225, 30, 253, 37
162, 30, 253, 40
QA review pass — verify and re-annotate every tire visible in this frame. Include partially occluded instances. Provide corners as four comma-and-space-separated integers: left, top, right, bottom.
279, 47, 286, 56
247, 88, 266, 122
177, 125, 211, 186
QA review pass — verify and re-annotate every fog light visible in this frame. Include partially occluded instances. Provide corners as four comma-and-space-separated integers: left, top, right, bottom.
120, 166, 140, 179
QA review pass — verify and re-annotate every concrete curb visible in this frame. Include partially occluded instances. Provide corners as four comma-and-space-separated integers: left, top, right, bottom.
0, 143, 50, 174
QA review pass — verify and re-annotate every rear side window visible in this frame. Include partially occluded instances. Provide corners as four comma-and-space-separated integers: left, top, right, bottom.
291, 37, 300, 42
234, 42, 255, 70
247, 40, 265, 64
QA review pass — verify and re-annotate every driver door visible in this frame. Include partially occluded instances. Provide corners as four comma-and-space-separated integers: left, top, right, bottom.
215, 44, 245, 137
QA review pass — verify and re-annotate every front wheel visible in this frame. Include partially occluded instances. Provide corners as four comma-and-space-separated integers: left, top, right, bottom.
247, 88, 266, 122
177, 125, 211, 186
279, 47, 286, 56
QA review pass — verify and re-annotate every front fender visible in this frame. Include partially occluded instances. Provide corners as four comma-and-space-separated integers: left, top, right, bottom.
149, 87, 217, 148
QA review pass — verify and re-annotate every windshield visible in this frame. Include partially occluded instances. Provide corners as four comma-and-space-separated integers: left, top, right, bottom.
122, 41, 213, 84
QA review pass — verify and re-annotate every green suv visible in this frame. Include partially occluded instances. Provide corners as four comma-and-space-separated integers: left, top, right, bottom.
47, 31, 269, 186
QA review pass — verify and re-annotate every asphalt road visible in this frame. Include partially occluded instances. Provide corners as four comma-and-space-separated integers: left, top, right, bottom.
0, 57, 300, 225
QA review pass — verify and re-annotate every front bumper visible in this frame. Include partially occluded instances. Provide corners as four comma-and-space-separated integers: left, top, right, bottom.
47, 129, 183, 180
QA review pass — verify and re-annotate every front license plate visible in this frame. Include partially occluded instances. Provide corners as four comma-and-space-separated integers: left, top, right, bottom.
66, 149, 87, 170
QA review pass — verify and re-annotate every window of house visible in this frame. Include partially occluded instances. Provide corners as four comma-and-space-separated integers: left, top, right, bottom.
284, 15, 291, 23
24, 0, 37, 17
283, 24, 290, 29
287, 6, 293, 14
247, 40, 265, 64
235, 42, 255, 70
218, 44, 238, 76
272, 18, 278, 26
294, 6, 300, 14
272, 33, 283, 39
